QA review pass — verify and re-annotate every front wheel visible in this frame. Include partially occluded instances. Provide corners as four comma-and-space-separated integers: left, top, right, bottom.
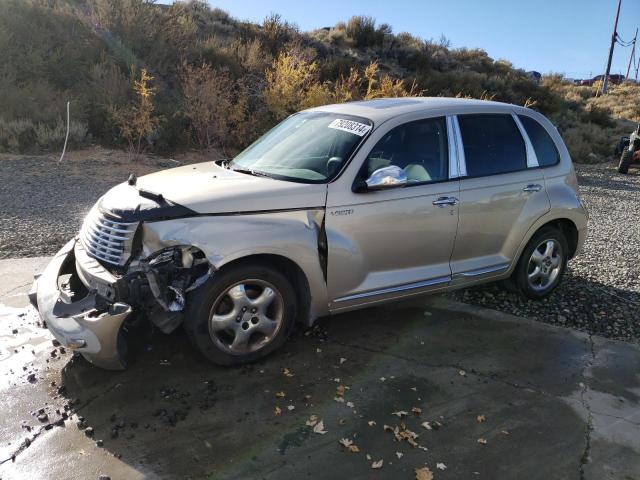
508, 227, 568, 299
184, 262, 297, 366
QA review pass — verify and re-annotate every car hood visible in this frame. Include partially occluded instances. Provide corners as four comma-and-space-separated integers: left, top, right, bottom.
98, 161, 327, 221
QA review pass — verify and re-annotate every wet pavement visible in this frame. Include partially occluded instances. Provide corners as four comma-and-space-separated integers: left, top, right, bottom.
0, 257, 639, 480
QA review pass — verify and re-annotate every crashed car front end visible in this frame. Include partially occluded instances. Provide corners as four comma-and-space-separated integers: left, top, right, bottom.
29, 196, 212, 370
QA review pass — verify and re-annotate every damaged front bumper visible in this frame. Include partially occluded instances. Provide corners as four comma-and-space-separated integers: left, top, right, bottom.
29, 239, 132, 370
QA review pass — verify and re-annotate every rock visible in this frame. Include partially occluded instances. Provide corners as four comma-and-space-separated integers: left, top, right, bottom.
27, 374, 36, 383
98, 475, 111, 480
37, 413, 48, 422
12, 329, 18, 334
96, 439, 104, 447
84, 426, 94, 437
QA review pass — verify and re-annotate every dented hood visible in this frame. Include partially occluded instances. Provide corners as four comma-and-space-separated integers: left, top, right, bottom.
99, 161, 327, 220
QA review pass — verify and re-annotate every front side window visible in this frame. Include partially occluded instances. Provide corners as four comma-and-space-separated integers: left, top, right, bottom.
362, 117, 449, 184
518, 115, 560, 167
229, 112, 372, 183
458, 114, 527, 177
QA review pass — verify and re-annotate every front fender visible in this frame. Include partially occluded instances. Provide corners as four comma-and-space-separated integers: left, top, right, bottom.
141, 209, 329, 321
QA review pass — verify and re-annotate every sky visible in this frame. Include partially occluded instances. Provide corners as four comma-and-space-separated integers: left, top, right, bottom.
159, 0, 639, 79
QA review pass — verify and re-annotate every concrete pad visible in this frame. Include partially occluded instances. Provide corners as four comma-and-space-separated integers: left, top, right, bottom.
0, 258, 638, 480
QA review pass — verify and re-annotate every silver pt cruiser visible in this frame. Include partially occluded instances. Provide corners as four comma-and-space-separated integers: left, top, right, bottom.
30, 98, 588, 369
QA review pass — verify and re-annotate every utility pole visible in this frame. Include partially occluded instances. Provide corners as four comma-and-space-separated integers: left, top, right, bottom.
625, 28, 637, 80
601, 0, 622, 94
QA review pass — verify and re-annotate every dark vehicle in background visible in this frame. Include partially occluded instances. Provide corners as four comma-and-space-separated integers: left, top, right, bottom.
617, 124, 640, 174
580, 74, 625, 86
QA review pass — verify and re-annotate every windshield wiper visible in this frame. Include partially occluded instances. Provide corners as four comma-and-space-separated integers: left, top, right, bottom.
231, 167, 272, 178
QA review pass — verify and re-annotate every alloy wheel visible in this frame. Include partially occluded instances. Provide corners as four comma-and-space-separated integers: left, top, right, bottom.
527, 239, 563, 292
208, 279, 285, 355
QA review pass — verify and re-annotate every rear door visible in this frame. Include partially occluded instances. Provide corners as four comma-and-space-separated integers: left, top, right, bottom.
449, 113, 550, 283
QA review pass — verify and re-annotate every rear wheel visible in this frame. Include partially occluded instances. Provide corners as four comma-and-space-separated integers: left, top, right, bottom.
618, 148, 632, 174
184, 262, 297, 366
508, 227, 568, 299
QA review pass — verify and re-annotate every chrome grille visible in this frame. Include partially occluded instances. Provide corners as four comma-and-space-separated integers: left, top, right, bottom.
79, 207, 138, 266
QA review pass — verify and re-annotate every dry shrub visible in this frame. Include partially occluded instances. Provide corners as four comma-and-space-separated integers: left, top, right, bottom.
0, 117, 88, 153
264, 52, 332, 120
110, 68, 160, 160
332, 61, 420, 103
181, 64, 252, 154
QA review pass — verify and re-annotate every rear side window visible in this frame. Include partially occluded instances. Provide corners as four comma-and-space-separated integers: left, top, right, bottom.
458, 114, 527, 177
518, 115, 560, 167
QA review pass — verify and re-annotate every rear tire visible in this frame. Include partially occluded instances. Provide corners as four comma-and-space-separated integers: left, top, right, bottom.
183, 262, 297, 366
618, 148, 632, 174
508, 227, 568, 299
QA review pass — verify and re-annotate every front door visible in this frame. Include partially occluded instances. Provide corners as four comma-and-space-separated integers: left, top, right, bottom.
325, 116, 460, 310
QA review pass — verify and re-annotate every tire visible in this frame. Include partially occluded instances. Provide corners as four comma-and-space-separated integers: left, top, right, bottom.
508, 227, 568, 300
183, 262, 297, 366
618, 148, 632, 174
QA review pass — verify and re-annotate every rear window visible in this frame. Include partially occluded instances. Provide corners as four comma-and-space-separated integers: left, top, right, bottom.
518, 115, 560, 167
458, 114, 527, 177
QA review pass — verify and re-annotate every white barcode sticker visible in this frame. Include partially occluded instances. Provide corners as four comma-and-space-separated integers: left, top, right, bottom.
328, 118, 372, 136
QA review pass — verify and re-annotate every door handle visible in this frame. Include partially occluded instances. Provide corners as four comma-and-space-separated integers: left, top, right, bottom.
432, 196, 458, 207
523, 184, 543, 192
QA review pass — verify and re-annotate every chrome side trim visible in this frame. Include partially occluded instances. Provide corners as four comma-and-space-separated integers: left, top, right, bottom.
451, 116, 467, 177
334, 275, 451, 303
456, 263, 510, 278
512, 112, 539, 168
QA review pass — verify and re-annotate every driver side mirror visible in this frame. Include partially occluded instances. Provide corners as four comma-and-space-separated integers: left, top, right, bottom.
363, 165, 407, 191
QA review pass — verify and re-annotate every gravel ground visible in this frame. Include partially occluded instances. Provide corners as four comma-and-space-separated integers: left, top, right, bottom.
1, 151, 638, 341
452, 162, 640, 342
0, 148, 183, 258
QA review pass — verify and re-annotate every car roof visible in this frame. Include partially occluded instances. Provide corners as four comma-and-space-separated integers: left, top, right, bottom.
308, 97, 528, 124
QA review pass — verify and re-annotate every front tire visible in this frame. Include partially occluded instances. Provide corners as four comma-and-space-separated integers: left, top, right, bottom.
184, 262, 297, 366
618, 148, 632, 174
509, 227, 568, 299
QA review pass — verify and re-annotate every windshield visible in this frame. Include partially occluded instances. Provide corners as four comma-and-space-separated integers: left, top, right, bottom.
228, 112, 373, 183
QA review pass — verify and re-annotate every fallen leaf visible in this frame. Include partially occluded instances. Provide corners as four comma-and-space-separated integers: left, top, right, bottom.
338, 418, 346, 425
501, 430, 510, 435
436, 462, 447, 470
316, 348, 322, 353
410, 387, 418, 392
339, 438, 360, 453
313, 420, 327, 434
340, 357, 347, 364
458, 370, 467, 376
282, 368, 294, 377
421, 421, 432, 430
287, 405, 295, 411
477, 437, 487, 445
336, 385, 346, 397
476, 414, 486, 423
391, 411, 408, 418
368, 420, 377, 427
396, 451, 403, 459
415, 466, 434, 480
275, 391, 286, 399
334, 396, 345, 403
274, 406, 282, 416
412, 407, 422, 416
346, 401, 354, 408
366, 454, 372, 460
306, 415, 318, 427
379, 377, 386, 382
371, 459, 384, 469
